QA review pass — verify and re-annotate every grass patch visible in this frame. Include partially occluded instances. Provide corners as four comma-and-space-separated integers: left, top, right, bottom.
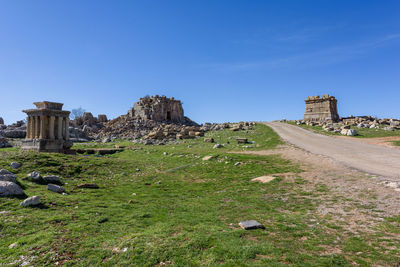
0, 124, 399, 265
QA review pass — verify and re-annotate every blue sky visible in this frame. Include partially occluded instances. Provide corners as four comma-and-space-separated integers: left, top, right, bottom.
0, 0, 399, 124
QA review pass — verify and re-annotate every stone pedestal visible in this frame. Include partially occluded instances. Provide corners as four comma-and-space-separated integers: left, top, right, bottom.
22, 101, 72, 153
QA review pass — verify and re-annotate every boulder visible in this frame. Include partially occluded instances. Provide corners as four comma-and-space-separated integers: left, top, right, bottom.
27, 171, 43, 183
43, 175, 61, 184
10, 162, 22, 169
20, 196, 41, 207
0, 181, 25, 197
0, 169, 17, 183
347, 129, 358, 136
47, 184, 65, 193
2, 130, 26, 138
0, 137, 11, 148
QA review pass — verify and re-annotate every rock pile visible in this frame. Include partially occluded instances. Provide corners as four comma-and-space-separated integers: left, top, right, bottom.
293, 116, 400, 136
0, 120, 26, 138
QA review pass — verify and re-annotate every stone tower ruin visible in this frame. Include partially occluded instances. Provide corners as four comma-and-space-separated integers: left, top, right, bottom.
128, 95, 184, 123
304, 95, 339, 122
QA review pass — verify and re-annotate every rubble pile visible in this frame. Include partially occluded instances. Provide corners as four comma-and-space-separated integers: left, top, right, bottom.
292, 116, 400, 136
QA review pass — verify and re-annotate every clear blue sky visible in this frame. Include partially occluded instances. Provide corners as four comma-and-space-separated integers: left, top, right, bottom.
0, 0, 399, 124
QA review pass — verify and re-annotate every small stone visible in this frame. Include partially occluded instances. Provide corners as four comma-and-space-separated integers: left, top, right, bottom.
47, 184, 65, 193
202, 156, 213, 161
10, 162, 22, 169
239, 220, 265, 230
9, 242, 18, 249
136, 168, 140, 172
236, 138, 248, 144
234, 162, 241, 166
251, 176, 276, 183
204, 138, 214, 143
20, 196, 41, 207
76, 183, 99, 189
163, 152, 168, 156
213, 144, 223, 149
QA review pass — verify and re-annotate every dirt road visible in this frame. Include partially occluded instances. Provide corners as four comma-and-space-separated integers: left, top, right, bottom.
265, 122, 400, 179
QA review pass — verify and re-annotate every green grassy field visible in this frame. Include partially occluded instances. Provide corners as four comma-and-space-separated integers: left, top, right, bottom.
1, 124, 399, 266
287, 121, 400, 138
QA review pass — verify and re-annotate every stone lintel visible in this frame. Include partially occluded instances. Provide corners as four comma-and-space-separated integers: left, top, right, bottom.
23, 109, 70, 117
33, 101, 64, 110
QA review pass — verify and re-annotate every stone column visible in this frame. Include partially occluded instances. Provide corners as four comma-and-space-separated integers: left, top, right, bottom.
64, 117, 70, 140
57, 116, 63, 140
29, 116, 34, 139
39, 115, 46, 139
35, 116, 40, 139
49, 116, 55, 139
26, 117, 31, 139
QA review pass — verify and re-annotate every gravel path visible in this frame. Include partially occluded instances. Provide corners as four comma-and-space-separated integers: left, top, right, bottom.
265, 122, 400, 180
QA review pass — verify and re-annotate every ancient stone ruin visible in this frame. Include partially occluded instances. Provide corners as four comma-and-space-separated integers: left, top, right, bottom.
304, 95, 339, 122
128, 95, 184, 123
22, 101, 72, 152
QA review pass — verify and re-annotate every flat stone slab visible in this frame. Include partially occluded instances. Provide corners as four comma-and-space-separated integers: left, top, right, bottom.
202, 156, 213, 161
47, 184, 65, 193
251, 176, 276, 183
239, 220, 265, 230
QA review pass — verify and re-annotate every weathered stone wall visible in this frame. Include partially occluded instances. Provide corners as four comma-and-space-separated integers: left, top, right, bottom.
304, 95, 339, 122
129, 95, 184, 123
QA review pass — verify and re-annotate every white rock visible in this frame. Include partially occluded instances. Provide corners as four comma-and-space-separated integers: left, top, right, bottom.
0, 181, 25, 197
20, 196, 41, 207
346, 129, 358, 136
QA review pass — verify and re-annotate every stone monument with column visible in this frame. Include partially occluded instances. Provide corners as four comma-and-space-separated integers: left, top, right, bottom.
22, 101, 73, 152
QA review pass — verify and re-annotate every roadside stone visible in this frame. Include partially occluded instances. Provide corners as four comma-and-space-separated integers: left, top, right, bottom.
20, 196, 41, 207
0, 181, 25, 197
346, 129, 358, 136
10, 162, 22, 169
0, 169, 17, 183
251, 176, 276, 183
47, 184, 65, 193
239, 220, 265, 230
